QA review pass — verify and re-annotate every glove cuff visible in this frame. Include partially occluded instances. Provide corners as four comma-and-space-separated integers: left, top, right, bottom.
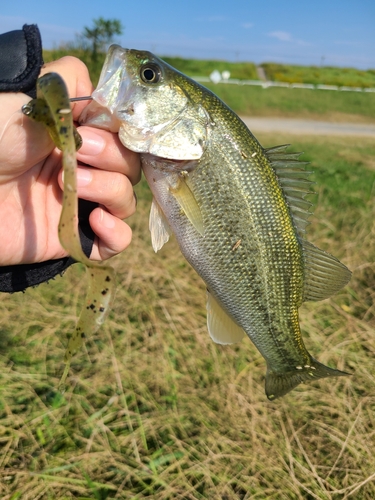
0, 24, 43, 98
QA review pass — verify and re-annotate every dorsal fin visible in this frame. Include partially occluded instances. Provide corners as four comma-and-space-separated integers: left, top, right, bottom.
265, 145, 351, 301
301, 240, 352, 301
265, 144, 314, 236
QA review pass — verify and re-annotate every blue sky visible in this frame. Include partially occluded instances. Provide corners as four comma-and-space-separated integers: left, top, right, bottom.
1, 0, 374, 69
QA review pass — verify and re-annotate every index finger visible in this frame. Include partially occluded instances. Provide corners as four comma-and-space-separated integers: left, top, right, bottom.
40, 56, 94, 121
76, 126, 141, 185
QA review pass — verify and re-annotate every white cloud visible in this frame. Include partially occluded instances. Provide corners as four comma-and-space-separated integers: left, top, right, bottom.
268, 31, 311, 47
268, 31, 293, 42
241, 23, 254, 29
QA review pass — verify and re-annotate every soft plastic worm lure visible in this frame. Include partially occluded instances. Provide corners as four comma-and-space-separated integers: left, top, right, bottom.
22, 73, 116, 390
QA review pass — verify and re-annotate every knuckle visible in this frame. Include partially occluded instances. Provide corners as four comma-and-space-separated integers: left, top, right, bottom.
106, 174, 136, 217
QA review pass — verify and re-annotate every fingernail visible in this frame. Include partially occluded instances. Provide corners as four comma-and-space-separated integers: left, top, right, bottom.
76, 168, 93, 187
100, 208, 115, 228
78, 128, 106, 155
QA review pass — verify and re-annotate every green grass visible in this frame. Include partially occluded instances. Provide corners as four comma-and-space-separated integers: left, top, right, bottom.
45, 50, 375, 89
204, 82, 375, 122
43, 48, 106, 87
161, 57, 258, 80
43, 49, 375, 124
1, 134, 374, 498
262, 63, 375, 88
43, 50, 258, 89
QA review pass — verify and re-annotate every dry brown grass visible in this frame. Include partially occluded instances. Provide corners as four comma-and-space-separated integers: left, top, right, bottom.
0, 135, 374, 499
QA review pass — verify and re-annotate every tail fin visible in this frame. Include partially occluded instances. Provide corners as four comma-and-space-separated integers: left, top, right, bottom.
265, 358, 350, 401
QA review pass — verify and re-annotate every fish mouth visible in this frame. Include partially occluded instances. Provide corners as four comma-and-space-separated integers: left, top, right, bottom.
79, 44, 171, 142
92, 44, 129, 112
79, 45, 130, 132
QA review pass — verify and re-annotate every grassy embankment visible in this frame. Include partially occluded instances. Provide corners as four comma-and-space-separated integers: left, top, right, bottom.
0, 52, 374, 498
159, 59, 375, 125
261, 63, 375, 89
206, 83, 375, 123
43, 49, 375, 124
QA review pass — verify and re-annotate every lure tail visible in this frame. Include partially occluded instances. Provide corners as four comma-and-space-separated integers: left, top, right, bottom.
265, 358, 350, 400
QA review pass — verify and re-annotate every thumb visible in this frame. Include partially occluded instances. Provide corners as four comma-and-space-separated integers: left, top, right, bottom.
0, 56, 93, 179
0, 92, 53, 178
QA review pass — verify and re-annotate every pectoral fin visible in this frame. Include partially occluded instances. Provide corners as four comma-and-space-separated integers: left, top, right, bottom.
169, 177, 204, 235
149, 198, 171, 252
206, 291, 245, 344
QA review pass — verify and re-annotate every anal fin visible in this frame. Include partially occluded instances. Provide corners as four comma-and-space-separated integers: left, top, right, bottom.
206, 291, 245, 344
302, 240, 351, 301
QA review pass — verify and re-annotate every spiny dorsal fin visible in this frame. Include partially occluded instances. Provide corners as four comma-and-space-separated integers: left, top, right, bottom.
206, 291, 245, 344
265, 144, 314, 236
149, 198, 171, 252
301, 240, 352, 302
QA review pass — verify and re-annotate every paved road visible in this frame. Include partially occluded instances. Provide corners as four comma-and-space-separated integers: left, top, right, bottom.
240, 117, 375, 137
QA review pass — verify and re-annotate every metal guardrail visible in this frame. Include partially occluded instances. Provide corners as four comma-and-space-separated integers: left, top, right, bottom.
192, 76, 375, 93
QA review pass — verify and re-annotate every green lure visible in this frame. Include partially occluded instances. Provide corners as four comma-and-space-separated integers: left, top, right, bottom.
22, 72, 116, 390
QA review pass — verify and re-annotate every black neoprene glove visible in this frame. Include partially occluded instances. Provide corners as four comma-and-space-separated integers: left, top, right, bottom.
0, 24, 96, 293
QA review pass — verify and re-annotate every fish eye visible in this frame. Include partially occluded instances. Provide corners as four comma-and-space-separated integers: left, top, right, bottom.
140, 63, 161, 84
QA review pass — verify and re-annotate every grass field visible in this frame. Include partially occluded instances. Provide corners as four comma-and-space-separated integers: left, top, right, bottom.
43, 50, 259, 82
0, 130, 374, 498
261, 63, 375, 89
204, 83, 375, 123
160, 57, 258, 80
44, 49, 375, 88
43, 49, 375, 126
44, 48, 375, 84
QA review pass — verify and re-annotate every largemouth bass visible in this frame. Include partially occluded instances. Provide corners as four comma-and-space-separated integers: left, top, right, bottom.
80, 45, 352, 400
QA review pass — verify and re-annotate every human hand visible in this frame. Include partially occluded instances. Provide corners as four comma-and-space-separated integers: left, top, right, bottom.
0, 56, 140, 267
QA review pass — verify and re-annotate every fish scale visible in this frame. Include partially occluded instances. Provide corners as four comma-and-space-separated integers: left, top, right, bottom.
80, 45, 352, 400
187, 114, 304, 348
143, 123, 310, 385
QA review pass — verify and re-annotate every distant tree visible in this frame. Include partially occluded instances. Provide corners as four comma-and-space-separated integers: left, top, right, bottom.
82, 17, 123, 62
